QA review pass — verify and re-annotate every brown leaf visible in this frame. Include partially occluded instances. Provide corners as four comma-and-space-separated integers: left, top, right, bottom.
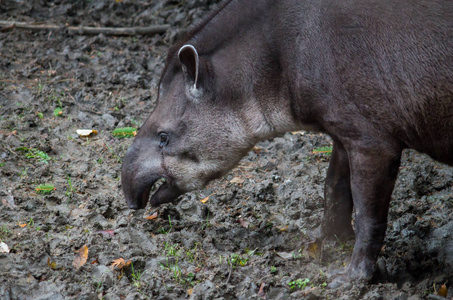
18, 222, 27, 228
110, 258, 131, 270
230, 177, 245, 185
73, 244, 89, 269
91, 258, 99, 265
145, 212, 158, 220
258, 282, 266, 298
187, 288, 193, 296
437, 284, 448, 297
252, 146, 262, 154
307, 239, 322, 260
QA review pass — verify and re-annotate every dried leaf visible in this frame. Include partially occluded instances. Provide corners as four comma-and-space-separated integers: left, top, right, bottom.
110, 258, 131, 270
47, 258, 57, 270
291, 131, 304, 135
187, 288, 193, 296
277, 225, 289, 231
307, 239, 322, 260
0, 242, 9, 253
252, 146, 262, 154
73, 244, 89, 269
200, 193, 215, 203
76, 129, 98, 137
230, 177, 245, 184
258, 282, 266, 298
145, 212, 158, 220
18, 222, 27, 228
276, 252, 293, 260
200, 196, 210, 203
438, 284, 448, 297
91, 258, 99, 265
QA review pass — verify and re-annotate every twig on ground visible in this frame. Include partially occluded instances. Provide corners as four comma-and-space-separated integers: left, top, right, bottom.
0, 21, 170, 36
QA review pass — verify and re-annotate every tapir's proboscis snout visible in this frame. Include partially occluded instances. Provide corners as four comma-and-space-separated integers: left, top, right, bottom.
121, 0, 452, 288
121, 140, 183, 209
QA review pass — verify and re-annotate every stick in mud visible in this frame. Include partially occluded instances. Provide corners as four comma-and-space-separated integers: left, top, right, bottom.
0, 21, 170, 36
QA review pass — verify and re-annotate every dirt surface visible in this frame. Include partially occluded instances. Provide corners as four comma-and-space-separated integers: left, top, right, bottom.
1, 1, 452, 299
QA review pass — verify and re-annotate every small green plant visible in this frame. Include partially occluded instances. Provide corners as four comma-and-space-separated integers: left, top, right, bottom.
27, 217, 35, 228
112, 127, 137, 138
20, 168, 28, 179
159, 216, 173, 234
291, 248, 303, 259
0, 225, 11, 242
186, 243, 199, 263
36, 83, 44, 93
0, 162, 5, 168
36, 184, 56, 194
16, 147, 51, 164
53, 107, 63, 117
36, 112, 44, 119
270, 266, 277, 273
288, 278, 310, 290
163, 242, 181, 257
130, 262, 143, 288
334, 235, 353, 252
65, 175, 75, 201
229, 253, 249, 268
312, 145, 333, 155
130, 118, 140, 128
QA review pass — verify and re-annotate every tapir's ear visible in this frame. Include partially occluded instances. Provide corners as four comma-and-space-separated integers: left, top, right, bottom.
178, 44, 199, 89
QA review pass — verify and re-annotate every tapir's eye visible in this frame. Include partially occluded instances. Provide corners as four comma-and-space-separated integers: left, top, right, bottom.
159, 132, 169, 147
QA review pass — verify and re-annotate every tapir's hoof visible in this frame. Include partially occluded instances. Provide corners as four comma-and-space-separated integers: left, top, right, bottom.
327, 265, 371, 289
310, 223, 355, 241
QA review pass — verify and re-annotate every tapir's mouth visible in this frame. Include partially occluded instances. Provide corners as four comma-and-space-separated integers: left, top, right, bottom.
129, 175, 183, 210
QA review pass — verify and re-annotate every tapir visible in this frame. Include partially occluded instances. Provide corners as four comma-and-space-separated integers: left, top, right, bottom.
121, 0, 453, 284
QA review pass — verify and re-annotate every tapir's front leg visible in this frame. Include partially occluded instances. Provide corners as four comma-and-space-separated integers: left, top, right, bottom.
345, 146, 401, 280
322, 139, 354, 239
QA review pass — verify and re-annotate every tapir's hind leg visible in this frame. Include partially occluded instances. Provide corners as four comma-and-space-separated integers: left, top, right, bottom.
321, 139, 355, 239
345, 146, 401, 280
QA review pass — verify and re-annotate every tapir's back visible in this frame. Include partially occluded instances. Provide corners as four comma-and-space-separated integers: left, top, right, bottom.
277, 0, 453, 164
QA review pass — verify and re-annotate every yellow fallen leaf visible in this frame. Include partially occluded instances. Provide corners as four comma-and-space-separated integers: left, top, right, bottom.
277, 225, 289, 232
187, 288, 193, 296
18, 222, 27, 228
47, 258, 58, 270
73, 244, 89, 269
200, 193, 215, 203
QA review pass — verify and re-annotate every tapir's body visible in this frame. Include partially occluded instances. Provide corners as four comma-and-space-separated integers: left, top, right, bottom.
122, 0, 453, 284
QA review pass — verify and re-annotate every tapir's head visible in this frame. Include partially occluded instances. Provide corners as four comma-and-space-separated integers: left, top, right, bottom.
121, 44, 257, 209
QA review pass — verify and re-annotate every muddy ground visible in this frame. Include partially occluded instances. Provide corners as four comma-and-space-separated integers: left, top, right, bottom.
0, 1, 452, 299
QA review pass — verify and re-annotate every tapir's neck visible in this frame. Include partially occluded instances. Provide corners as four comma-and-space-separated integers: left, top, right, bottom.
184, 0, 324, 141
